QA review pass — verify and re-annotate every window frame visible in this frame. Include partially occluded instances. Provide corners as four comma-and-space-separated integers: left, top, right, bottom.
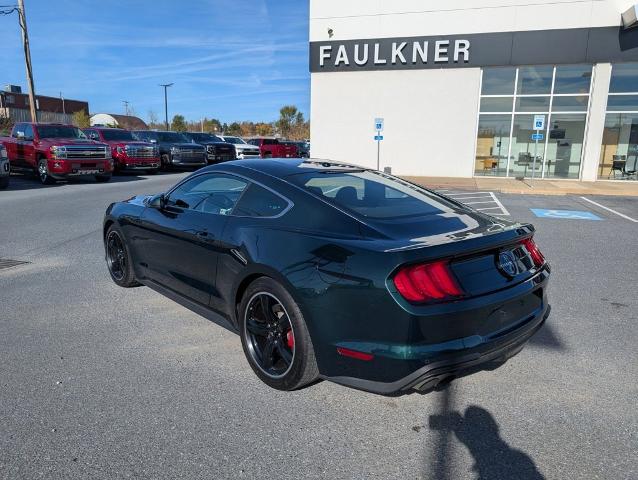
165, 171, 293, 219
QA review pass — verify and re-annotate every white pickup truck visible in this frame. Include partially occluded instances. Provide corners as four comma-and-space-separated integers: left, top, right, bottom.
0, 143, 9, 189
219, 135, 261, 159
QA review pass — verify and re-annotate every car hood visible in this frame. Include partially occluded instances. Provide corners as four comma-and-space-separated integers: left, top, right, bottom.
38, 138, 106, 147
164, 143, 205, 149
105, 141, 154, 147
125, 194, 153, 207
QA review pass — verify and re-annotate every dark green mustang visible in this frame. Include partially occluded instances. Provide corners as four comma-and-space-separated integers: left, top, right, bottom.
103, 159, 550, 394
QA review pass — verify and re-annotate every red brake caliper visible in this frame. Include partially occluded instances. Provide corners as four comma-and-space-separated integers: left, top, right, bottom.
286, 330, 295, 350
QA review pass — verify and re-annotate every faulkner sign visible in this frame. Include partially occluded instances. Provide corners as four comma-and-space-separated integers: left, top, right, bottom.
310, 27, 638, 73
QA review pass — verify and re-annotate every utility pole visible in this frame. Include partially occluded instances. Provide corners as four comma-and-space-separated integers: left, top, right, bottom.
122, 100, 130, 116
59, 92, 65, 115
159, 83, 173, 130
17, 0, 37, 122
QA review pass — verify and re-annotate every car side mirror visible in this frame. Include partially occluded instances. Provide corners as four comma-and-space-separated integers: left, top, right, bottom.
149, 193, 166, 209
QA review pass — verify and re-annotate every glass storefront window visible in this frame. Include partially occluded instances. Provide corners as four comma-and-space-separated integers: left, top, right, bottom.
607, 95, 638, 112
477, 65, 592, 179
480, 97, 513, 112
598, 113, 638, 179
544, 115, 586, 179
598, 64, 638, 180
553, 65, 592, 94
481, 67, 516, 95
609, 63, 638, 93
474, 115, 511, 176
517, 66, 553, 95
551, 96, 589, 112
515, 96, 550, 112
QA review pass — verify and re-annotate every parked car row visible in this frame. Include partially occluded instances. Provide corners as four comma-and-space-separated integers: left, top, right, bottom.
0, 122, 310, 186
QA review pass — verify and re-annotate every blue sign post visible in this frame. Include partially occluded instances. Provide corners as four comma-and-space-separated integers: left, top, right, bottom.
374, 117, 384, 171
530, 115, 546, 186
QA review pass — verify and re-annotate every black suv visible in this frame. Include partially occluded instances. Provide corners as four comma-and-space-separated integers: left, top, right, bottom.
182, 132, 236, 164
132, 130, 206, 170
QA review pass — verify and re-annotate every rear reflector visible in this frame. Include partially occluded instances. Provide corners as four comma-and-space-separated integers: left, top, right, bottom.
336, 347, 374, 361
393, 260, 464, 304
522, 238, 545, 267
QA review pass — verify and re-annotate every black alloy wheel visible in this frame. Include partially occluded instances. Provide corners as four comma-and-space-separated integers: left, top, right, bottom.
239, 277, 318, 390
105, 226, 139, 288
244, 292, 295, 378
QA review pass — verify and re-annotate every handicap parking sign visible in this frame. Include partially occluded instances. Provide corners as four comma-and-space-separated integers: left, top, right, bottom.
531, 209, 602, 220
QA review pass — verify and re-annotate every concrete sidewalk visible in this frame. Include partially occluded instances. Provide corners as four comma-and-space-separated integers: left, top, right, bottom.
402, 175, 638, 196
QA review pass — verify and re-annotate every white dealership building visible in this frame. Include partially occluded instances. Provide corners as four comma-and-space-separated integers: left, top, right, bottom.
309, 0, 638, 182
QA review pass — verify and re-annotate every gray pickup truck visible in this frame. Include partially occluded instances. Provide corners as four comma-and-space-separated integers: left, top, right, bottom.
0, 143, 10, 189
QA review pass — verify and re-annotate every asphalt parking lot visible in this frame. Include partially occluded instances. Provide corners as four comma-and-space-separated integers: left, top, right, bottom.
1, 173, 637, 480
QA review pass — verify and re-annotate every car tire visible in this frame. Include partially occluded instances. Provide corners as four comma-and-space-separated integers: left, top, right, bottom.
0, 177, 8, 189
263, 153, 272, 159
37, 158, 56, 185
95, 174, 112, 183
105, 225, 140, 288
239, 277, 319, 391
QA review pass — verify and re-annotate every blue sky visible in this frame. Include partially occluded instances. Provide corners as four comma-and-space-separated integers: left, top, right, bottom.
0, 0, 310, 123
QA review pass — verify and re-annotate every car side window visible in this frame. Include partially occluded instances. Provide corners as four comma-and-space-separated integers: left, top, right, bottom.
12, 123, 24, 138
23, 124, 34, 141
167, 173, 249, 215
232, 184, 289, 217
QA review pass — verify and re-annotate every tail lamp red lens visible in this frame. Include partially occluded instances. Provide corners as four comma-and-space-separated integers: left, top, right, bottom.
393, 260, 464, 303
522, 238, 545, 267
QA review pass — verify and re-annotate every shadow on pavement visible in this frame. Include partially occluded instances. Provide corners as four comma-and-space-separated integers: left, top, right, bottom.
527, 321, 566, 351
3, 171, 184, 191
427, 386, 545, 480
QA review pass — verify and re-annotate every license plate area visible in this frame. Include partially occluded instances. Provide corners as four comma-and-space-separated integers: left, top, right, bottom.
479, 288, 543, 338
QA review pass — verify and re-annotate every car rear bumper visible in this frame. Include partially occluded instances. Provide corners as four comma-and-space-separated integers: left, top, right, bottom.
324, 299, 550, 395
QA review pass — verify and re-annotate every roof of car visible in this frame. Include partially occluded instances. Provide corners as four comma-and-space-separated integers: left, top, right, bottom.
206, 158, 367, 179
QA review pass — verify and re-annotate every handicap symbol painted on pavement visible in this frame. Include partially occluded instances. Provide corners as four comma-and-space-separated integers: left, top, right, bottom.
531, 209, 602, 220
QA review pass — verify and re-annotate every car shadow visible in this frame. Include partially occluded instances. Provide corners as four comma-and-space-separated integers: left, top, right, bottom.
425, 386, 545, 480
527, 322, 565, 351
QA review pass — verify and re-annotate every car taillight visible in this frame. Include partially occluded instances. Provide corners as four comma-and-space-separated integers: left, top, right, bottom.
522, 238, 545, 267
393, 260, 464, 303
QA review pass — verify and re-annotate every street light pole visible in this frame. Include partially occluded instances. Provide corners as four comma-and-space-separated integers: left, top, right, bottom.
17, 0, 37, 122
159, 83, 173, 130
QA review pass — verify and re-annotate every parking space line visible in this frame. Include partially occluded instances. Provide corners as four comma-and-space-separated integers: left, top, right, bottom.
490, 192, 510, 216
580, 197, 638, 223
446, 191, 492, 196
464, 200, 497, 205
445, 195, 493, 200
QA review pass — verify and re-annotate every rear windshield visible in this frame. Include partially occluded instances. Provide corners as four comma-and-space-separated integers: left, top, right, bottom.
37, 126, 86, 140
101, 129, 134, 141
289, 171, 456, 219
157, 132, 188, 143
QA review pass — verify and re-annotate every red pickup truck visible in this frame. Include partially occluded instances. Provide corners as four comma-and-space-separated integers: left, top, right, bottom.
83, 127, 160, 174
0, 122, 113, 184
247, 138, 298, 158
